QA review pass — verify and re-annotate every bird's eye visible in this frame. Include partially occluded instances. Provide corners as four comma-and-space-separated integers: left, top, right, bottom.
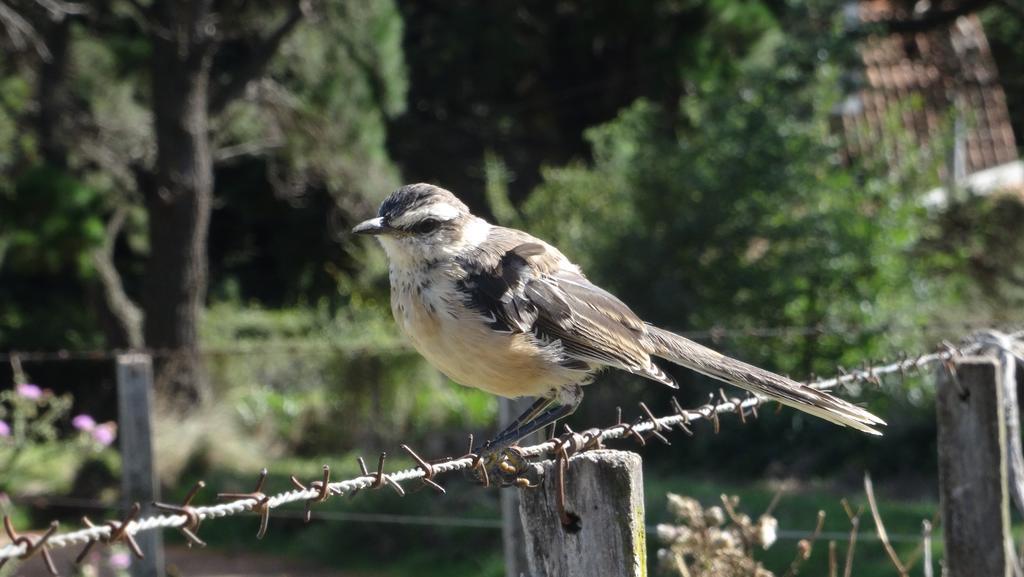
409, 219, 442, 234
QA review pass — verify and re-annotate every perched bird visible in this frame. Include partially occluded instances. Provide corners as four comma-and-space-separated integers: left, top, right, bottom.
354, 183, 884, 449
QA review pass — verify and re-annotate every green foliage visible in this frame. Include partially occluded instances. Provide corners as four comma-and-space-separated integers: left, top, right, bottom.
0, 386, 74, 469
392, 0, 768, 209
524, 3, 948, 382
483, 150, 518, 226
201, 302, 495, 456
160, 462, 938, 577
0, 166, 111, 349
217, 0, 407, 205
921, 191, 1024, 316
177, 462, 505, 577
0, 166, 106, 276
69, 26, 153, 194
0, 0, 410, 351
0, 74, 33, 194
0, 380, 117, 495
0, 5, 1021, 563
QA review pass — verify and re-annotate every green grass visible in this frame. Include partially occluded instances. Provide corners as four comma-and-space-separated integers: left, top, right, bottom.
171, 455, 942, 577
170, 460, 506, 577
0, 442, 119, 495
0, 444, 946, 577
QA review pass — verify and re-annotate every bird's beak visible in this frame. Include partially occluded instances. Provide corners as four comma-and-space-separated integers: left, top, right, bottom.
352, 217, 388, 235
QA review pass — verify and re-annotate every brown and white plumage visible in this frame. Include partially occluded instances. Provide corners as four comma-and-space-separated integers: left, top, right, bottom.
354, 183, 885, 439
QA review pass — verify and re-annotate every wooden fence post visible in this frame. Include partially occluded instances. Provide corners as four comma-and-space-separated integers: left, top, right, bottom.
116, 354, 165, 577
936, 356, 1015, 577
518, 450, 646, 577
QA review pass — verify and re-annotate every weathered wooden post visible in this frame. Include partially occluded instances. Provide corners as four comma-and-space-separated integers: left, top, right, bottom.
116, 354, 165, 577
936, 356, 1015, 577
518, 450, 646, 577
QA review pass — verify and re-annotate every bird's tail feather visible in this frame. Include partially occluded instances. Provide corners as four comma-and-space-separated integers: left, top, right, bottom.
647, 326, 885, 435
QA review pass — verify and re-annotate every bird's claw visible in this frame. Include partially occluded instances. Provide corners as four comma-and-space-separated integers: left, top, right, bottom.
466, 444, 532, 487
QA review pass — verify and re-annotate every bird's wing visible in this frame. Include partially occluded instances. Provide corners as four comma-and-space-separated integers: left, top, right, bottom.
456, 227, 677, 387
454, 228, 883, 435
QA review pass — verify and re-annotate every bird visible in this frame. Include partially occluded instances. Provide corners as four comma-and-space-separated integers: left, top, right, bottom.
353, 183, 885, 450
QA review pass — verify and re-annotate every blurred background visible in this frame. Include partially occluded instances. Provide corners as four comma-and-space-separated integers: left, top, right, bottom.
1, 0, 1023, 575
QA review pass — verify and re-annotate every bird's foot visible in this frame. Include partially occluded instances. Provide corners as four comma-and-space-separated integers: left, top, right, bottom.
465, 442, 533, 487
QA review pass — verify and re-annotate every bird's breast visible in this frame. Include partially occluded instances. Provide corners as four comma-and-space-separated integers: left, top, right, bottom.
389, 269, 585, 398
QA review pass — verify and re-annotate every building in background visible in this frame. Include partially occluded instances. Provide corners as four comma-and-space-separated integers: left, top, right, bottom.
835, 0, 1022, 202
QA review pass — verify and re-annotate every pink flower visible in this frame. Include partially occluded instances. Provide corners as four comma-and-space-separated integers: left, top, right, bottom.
72, 414, 97, 431
108, 551, 131, 570
91, 422, 117, 447
15, 383, 42, 399
0, 420, 9, 437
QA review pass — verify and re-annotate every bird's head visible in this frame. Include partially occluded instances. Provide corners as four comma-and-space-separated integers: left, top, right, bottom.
353, 183, 489, 265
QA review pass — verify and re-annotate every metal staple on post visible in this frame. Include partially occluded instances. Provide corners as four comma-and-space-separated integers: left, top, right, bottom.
553, 446, 581, 531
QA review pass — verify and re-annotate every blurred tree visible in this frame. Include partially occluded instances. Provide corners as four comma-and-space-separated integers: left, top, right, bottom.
512, 0, 984, 478
0, 0, 406, 400
389, 0, 755, 214
921, 191, 1024, 316
522, 0, 947, 383
0, 0, 1020, 475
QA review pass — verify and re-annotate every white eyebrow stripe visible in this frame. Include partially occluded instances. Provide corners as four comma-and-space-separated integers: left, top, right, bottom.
459, 217, 491, 247
390, 202, 462, 227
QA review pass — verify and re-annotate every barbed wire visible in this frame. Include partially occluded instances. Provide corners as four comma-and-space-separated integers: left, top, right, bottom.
1, 322, 1018, 364
8, 494, 929, 541
0, 330, 1019, 570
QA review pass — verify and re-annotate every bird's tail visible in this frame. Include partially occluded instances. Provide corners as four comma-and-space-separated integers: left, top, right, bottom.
647, 326, 885, 435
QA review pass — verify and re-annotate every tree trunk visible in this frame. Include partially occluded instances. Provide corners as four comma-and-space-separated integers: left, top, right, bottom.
144, 30, 213, 403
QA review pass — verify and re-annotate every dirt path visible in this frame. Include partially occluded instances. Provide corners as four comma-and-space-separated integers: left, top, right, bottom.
3, 545, 374, 577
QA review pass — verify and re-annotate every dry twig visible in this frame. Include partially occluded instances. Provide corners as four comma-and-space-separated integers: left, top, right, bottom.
840, 498, 862, 577
864, 473, 908, 577
782, 510, 826, 577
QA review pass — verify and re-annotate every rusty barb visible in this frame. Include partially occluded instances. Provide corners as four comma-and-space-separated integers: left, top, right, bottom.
154, 481, 207, 547
355, 453, 407, 497
76, 502, 146, 568
0, 516, 59, 575
401, 444, 446, 495
290, 466, 344, 522
459, 433, 490, 488
218, 468, 272, 539
0, 331, 1018, 566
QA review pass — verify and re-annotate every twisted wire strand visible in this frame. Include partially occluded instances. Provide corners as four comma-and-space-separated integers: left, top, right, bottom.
7, 495, 935, 540
2, 331, 1019, 562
